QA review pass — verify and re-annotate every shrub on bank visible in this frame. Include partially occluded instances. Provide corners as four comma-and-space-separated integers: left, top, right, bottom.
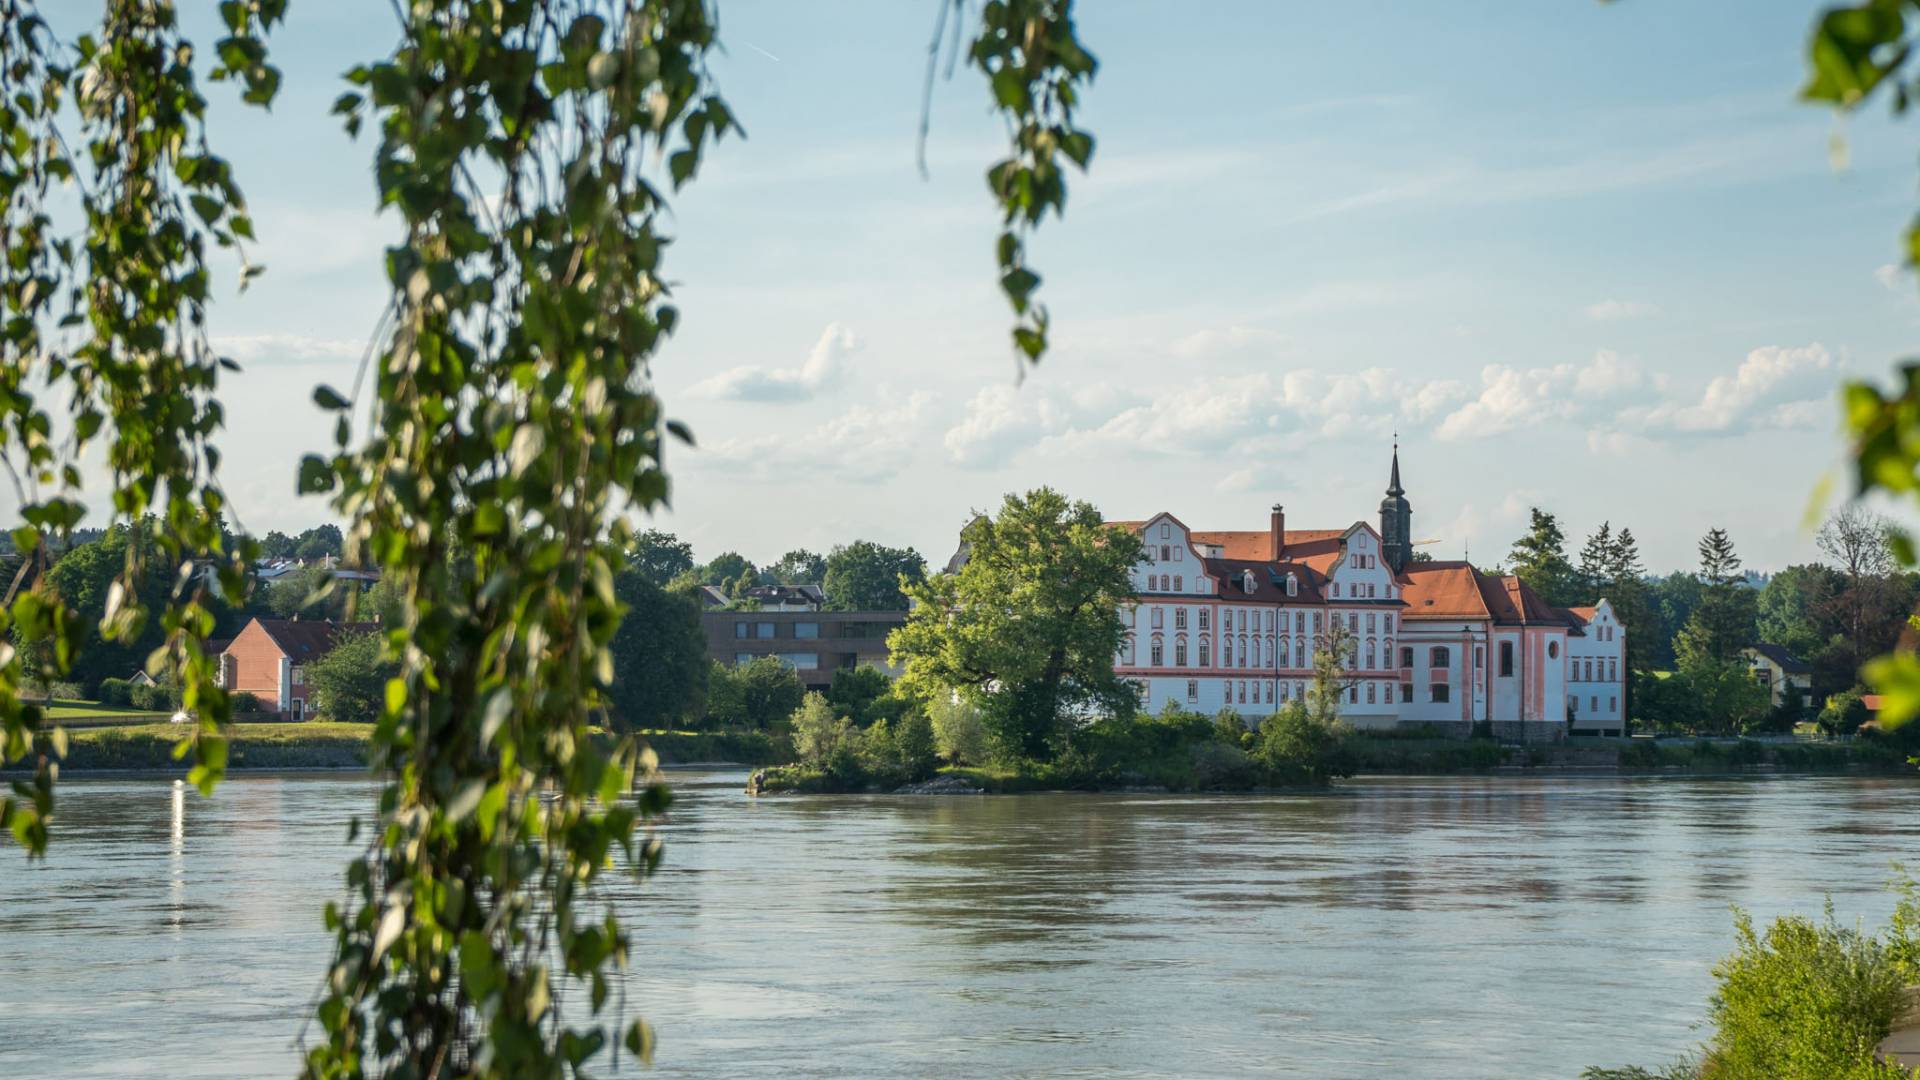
97, 678, 134, 706
1585, 883, 1920, 1080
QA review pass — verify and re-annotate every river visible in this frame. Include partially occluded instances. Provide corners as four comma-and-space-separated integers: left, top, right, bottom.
4, 770, 1919, 1078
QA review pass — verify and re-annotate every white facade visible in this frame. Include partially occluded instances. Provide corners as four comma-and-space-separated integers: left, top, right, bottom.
1564, 601, 1627, 736
1110, 477, 1624, 739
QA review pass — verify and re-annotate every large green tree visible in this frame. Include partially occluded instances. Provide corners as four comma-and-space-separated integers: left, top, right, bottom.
629, 528, 695, 587
822, 541, 927, 611
1507, 508, 1580, 608
705, 656, 807, 731
701, 551, 756, 587
34, 524, 172, 691
1675, 528, 1758, 670
1756, 564, 1840, 660
607, 571, 709, 731
304, 631, 395, 725
768, 548, 828, 587
891, 487, 1141, 760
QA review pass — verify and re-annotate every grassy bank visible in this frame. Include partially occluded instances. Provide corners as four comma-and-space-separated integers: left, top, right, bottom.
753, 733, 1915, 795
6, 722, 787, 773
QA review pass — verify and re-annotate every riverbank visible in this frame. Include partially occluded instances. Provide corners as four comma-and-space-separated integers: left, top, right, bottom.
3, 723, 788, 774
746, 735, 1915, 795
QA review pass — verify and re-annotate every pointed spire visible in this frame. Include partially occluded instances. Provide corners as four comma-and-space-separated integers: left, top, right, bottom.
1386, 436, 1404, 497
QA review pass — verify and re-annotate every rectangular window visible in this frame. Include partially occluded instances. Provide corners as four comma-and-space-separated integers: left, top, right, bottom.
1499, 641, 1514, 677
292, 666, 304, 686
1266, 682, 1274, 704
776, 653, 819, 670
735, 652, 753, 665
1186, 679, 1198, 703
1198, 609, 1210, 630
1367, 613, 1377, 632
1152, 607, 1164, 628
794, 622, 819, 639
1400, 646, 1413, 669
1238, 681, 1247, 704
1174, 546, 1183, 561
1175, 608, 1187, 630
1295, 612, 1305, 632
1400, 682, 1413, 703
1431, 684, 1450, 703
1610, 696, 1617, 712
756, 622, 775, 640
733, 622, 749, 639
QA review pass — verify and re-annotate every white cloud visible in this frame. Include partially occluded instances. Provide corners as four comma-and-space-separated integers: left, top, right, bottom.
1877, 263, 1906, 292
698, 390, 932, 482
944, 384, 1072, 469
1437, 352, 1648, 440
1584, 299, 1659, 321
1631, 344, 1836, 434
688, 323, 859, 402
212, 333, 365, 363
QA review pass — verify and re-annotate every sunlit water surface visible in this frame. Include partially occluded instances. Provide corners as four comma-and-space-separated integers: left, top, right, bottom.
5, 770, 1920, 1078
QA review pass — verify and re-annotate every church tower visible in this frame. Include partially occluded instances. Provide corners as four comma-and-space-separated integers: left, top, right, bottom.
1380, 441, 1412, 573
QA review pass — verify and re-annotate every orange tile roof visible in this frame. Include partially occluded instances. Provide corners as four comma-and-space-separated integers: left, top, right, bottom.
1399, 561, 1490, 620
1187, 528, 1346, 561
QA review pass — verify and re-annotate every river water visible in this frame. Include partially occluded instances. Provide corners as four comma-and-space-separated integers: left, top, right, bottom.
4, 770, 1920, 1078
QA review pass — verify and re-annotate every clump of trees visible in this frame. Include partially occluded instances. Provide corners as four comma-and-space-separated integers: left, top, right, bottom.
1501, 503, 1919, 736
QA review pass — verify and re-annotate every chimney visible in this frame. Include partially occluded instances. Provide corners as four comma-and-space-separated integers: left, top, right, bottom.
1270, 504, 1285, 562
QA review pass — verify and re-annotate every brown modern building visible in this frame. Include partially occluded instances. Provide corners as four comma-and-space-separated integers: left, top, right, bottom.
700, 608, 906, 689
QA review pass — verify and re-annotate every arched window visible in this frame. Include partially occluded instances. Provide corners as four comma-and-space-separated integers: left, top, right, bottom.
1242, 569, 1255, 593
1252, 638, 1261, 666
1431, 646, 1451, 668
1198, 637, 1211, 667
1278, 638, 1290, 667
1124, 634, 1135, 665
1175, 638, 1188, 666
1150, 638, 1164, 666
1266, 634, 1276, 668
1365, 639, 1376, 669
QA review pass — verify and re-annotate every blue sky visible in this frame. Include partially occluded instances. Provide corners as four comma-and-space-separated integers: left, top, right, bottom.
66, 1, 1920, 572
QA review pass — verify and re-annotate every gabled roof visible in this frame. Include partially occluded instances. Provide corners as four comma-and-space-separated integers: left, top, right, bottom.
1747, 642, 1812, 675
251, 618, 378, 662
1400, 562, 1566, 626
1187, 528, 1346, 561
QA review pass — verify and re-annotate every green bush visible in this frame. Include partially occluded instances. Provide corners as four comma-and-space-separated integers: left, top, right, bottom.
231, 691, 266, 715
1591, 883, 1920, 1080
97, 678, 134, 706
1820, 687, 1873, 738
1253, 703, 1355, 785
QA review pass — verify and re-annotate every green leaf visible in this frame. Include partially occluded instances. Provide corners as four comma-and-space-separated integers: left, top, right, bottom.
312, 385, 351, 411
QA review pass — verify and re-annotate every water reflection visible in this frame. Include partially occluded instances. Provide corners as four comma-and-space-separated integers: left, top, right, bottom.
8, 772, 1920, 1079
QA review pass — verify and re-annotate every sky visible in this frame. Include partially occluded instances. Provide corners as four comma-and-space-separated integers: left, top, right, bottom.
32, 0, 1920, 574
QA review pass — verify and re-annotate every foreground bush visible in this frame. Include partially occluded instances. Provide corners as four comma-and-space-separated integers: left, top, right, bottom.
1586, 883, 1920, 1080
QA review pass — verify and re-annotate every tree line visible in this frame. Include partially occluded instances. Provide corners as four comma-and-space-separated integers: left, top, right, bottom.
1497, 504, 1920, 736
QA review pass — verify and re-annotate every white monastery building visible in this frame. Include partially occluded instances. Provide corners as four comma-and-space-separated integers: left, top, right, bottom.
1110, 447, 1626, 740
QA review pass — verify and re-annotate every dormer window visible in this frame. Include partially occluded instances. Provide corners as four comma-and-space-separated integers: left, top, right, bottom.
1285, 573, 1298, 597
1241, 570, 1255, 593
